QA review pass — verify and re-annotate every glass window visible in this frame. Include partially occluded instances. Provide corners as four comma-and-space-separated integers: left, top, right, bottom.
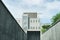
38, 20, 40, 22
36, 27, 37, 29
36, 20, 37, 23
33, 20, 35, 22
23, 22, 27, 25
23, 16, 28, 21
39, 27, 40, 29
33, 27, 35, 29
31, 27, 32, 29
30, 20, 32, 23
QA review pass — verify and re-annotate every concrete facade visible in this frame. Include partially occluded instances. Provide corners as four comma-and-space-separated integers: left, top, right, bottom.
0, 1, 27, 40
22, 14, 29, 32
24, 12, 37, 18
22, 13, 40, 32
23, 13, 40, 40
29, 18, 40, 30
41, 21, 60, 40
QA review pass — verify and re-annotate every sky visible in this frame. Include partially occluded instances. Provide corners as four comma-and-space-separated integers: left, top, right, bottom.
2, 0, 60, 24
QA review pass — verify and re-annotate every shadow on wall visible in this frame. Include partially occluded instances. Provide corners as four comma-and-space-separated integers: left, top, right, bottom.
0, 0, 27, 40
27, 31, 40, 40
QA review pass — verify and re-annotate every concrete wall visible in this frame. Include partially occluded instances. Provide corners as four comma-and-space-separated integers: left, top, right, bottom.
0, 1, 27, 40
27, 31, 40, 40
41, 21, 60, 40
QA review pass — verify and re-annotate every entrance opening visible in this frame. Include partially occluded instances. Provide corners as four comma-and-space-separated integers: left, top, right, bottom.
27, 31, 40, 40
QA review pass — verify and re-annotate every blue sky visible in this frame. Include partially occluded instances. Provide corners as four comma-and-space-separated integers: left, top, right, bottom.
2, 0, 60, 24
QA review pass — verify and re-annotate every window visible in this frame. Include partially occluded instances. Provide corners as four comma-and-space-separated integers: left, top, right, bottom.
39, 27, 40, 29
24, 22, 27, 25
33, 27, 35, 29
33, 20, 35, 22
38, 20, 40, 22
31, 27, 32, 29
36, 20, 37, 23
30, 20, 32, 23
36, 27, 37, 29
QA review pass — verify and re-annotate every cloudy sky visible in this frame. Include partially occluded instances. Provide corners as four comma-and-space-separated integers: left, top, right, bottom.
2, 0, 60, 24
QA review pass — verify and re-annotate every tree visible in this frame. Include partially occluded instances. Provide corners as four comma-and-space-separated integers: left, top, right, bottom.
41, 28, 47, 34
42, 24, 50, 29
41, 12, 60, 33
51, 12, 60, 24
41, 24, 51, 33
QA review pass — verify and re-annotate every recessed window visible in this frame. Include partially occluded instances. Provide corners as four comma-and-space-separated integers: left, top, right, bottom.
30, 20, 32, 23
38, 20, 40, 22
33, 27, 35, 29
36, 27, 37, 29
39, 27, 40, 29
31, 27, 32, 29
33, 20, 35, 22
36, 20, 37, 23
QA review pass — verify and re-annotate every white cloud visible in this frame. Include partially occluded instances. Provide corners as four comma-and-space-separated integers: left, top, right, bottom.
40, 13, 52, 19
39, 1, 60, 19
22, 0, 44, 5
2, 0, 60, 23
46, 1, 60, 10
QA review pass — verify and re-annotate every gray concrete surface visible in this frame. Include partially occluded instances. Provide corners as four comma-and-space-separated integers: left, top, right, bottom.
41, 21, 60, 40
27, 31, 40, 40
0, 1, 27, 40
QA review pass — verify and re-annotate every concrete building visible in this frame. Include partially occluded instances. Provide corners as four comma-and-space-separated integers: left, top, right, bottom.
24, 13, 37, 18
29, 18, 40, 30
22, 14, 29, 32
22, 12, 40, 40
22, 12, 40, 31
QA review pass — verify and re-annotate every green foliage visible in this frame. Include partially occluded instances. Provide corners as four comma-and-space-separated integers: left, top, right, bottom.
51, 13, 60, 24
41, 28, 47, 34
42, 24, 50, 29
41, 12, 60, 34
41, 24, 51, 34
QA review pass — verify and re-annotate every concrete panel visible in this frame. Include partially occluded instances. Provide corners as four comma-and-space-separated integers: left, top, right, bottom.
41, 22, 60, 40
0, 1, 27, 40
